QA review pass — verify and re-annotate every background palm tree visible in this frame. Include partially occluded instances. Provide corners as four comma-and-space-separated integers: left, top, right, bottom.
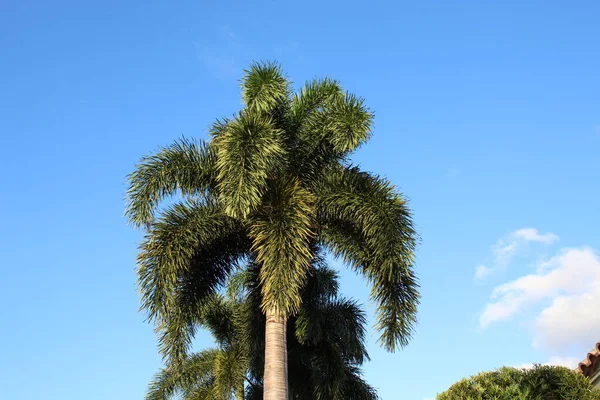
146, 261, 378, 400
127, 61, 419, 399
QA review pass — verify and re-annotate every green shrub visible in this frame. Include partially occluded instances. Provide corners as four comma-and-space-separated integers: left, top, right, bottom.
437, 364, 600, 400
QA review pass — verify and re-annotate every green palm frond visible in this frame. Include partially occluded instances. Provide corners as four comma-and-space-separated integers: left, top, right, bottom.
212, 113, 286, 219
339, 365, 379, 400
126, 138, 215, 228
300, 256, 340, 304
290, 78, 342, 125
241, 61, 291, 114
137, 200, 242, 321
317, 165, 419, 351
250, 178, 316, 316
306, 92, 373, 155
196, 295, 237, 349
213, 347, 247, 400
138, 200, 248, 365
146, 349, 219, 400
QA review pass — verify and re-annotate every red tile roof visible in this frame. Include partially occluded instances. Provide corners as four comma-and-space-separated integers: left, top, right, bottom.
576, 342, 600, 377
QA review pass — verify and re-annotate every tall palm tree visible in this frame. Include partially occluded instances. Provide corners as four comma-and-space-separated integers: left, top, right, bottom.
127, 62, 419, 399
146, 262, 378, 400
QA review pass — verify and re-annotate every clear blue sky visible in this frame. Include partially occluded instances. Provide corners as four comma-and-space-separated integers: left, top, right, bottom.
1, 1, 599, 399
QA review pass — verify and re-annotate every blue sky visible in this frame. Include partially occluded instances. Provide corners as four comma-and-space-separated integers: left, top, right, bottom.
1, 1, 599, 399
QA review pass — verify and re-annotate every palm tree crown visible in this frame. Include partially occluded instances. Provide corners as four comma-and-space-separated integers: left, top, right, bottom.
127, 61, 419, 398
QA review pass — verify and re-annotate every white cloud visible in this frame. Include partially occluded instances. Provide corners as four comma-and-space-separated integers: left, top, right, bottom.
546, 356, 580, 369
479, 246, 600, 362
512, 228, 559, 244
474, 228, 559, 281
534, 280, 600, 351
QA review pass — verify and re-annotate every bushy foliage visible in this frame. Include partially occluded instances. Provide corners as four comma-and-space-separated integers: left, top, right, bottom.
437, 365, 600, 400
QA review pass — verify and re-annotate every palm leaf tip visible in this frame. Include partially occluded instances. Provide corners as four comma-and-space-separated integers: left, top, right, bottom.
242, 61, 291, 113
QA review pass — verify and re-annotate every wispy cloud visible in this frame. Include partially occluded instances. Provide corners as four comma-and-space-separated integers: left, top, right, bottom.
474, 228, 559, 281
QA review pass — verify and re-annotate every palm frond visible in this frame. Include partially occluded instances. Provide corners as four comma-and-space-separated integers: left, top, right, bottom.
323, 299, 369, 365
197, 295, 237, 349
292, 90, 373, 182
316, 165, 419, 352
306, 93, 372, 154
241, 61, 291, 114
301, 258, 340, 304
339, 365, 379, 400
249, 178, 316, 316
157, 237, 249, 365
212, 113, 286, 219
138, 200, 242, 321
126, 138, 215, 228
290, 78, 342, 126
146, 349, 219, 400
138, 200, 248, 364
213, 347, 247, 400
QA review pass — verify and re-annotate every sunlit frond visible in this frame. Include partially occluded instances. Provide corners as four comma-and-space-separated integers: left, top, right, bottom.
241, 61, 291, 114
212, 113, 286, 219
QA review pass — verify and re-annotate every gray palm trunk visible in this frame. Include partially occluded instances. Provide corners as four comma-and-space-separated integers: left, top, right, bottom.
263, 313, 288, 400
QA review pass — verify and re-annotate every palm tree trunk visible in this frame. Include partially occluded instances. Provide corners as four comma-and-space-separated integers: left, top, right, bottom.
263, 311, 288, 400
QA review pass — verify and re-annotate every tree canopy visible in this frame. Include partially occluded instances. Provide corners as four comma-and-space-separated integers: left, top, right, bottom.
437, 365, 600, 400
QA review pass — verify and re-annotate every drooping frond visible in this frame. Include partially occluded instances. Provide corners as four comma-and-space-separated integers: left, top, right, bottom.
300, 255, 340, 304
138, 200, 248, 365
146, 349, 219, 400
241, 61, 291, 114
196, 295, 237, 349
236, 262, 266, 380
316, 165, 419, 352
249, 178, 316, 316
138, 200, 243, 320
309, 344, 347, 400
213, 347, 247, 400
126, 138, 215, 228
324, 299, 369, 365
339, 365, 379, 400
156, 306, 202, 369
295, 296, 368, 365
212, 113, 286, 219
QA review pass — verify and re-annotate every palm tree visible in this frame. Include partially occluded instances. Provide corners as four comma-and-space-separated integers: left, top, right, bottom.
146, 261, 378, 400
127, 62, 419, 399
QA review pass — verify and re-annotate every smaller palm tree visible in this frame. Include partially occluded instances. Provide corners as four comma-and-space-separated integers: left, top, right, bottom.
146, 294, 247, 400
146, 257, 378, 400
